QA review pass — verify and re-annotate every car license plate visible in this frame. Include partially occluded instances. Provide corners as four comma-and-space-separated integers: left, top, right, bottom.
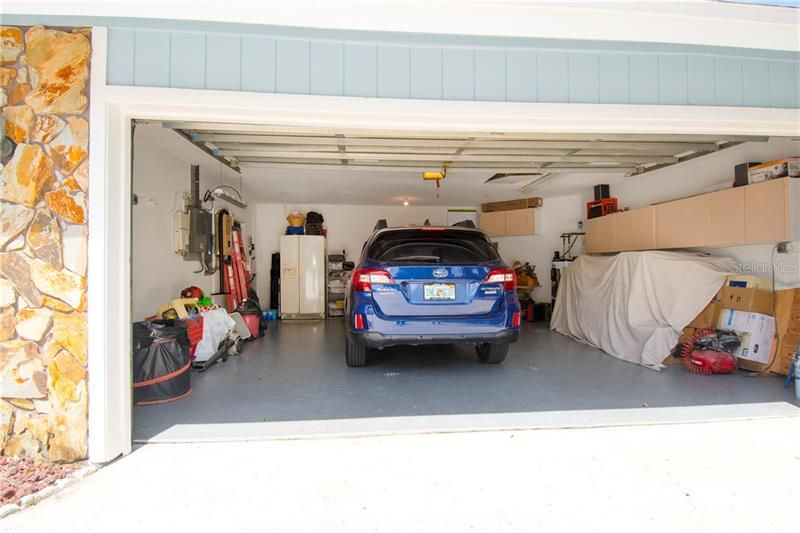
424, 283, 456, 301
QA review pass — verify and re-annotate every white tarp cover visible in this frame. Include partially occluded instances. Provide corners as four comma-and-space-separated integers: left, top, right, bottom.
194, 308, 236, 362
551, 251, 735, 369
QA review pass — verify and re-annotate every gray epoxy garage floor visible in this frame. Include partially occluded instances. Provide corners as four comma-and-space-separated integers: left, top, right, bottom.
133, 320, 799, 441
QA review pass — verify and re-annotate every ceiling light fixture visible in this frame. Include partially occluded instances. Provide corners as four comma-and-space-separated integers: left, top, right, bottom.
403, 199, 409, 206
205, 185, 248, 209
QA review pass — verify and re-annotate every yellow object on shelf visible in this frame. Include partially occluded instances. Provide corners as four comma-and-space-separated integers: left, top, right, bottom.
287, 212, 305, 227
156, 298, 199, 320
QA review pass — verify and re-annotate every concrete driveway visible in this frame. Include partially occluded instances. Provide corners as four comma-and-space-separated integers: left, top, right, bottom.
5, 415, 799, 532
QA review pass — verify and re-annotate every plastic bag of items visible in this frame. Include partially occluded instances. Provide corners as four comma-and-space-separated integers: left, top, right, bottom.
132, 320, 192, 405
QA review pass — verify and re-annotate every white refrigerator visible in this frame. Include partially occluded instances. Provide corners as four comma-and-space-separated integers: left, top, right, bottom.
280, 235, 326, 319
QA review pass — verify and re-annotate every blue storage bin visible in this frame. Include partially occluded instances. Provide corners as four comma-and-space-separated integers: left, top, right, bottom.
285, 226, 304, 235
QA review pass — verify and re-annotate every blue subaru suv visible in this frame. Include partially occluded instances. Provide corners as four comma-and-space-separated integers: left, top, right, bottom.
345, 222, 521, 367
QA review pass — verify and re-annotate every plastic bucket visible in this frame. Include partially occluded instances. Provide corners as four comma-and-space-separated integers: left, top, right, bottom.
240, 313, 260, 338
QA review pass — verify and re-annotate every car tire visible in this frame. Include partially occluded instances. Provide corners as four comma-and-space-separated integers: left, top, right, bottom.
476, 343, 508, 364
346, 338, 367, 367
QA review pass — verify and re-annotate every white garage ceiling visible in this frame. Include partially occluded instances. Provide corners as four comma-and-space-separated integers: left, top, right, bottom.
138, 122, 768, 206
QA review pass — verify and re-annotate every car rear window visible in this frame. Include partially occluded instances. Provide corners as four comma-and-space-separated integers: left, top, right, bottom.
367, 229, 500, 264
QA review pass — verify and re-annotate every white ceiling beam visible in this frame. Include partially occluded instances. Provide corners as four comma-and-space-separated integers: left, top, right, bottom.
167, 124, 768, 143
192, 133, 724, 151
236, 159, 637, 173
218, 150, 673, 163
211, 143, 462, 155
209, 142, 704, 158
209, 143, 342, 153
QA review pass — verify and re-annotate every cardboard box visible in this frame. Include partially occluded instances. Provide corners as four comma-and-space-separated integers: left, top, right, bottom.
734, 162, 761, 187
678, 326, 698, 345
718, 309, 776, 365
725, 274, 773, 292
719, 286, 774, 316
481, 197, 542, 212
747, 157, 800, 183
688, 301, 722, 329
769, 289, 800, 375
773, 337, 799, 375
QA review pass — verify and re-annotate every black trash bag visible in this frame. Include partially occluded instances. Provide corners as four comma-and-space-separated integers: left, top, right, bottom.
133, 320, 192, 405
306, 211, 324, 224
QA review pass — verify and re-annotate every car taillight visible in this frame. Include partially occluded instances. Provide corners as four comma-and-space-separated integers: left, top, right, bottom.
512, 311, 521, 327
354, 313, 365, 330
352, 268, 394, 292
484, 268, 516, 291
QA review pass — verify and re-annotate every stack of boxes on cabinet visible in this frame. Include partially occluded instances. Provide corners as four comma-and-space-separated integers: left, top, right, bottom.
679, 275, 799, 376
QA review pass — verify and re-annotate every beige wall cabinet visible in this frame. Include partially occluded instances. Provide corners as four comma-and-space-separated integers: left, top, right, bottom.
629, 206, 656, 250
584, 178, 793, 254
479, 210, 506, 237
479, 208, 535, 237
612, 211, 634, 251
505, 208, 536, 236
584, 214, 615, 253
654, 200, 683, 249
709, 186, 746, 246
681, 195, 711, 248
744, 178, 789, 244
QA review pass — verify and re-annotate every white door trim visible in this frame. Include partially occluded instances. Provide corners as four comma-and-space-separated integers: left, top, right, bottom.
5, 1, 800, 52
87, 27, 800, 463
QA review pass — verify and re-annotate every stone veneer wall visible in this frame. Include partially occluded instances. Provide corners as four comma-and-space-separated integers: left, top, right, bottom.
0, 26, 90, 462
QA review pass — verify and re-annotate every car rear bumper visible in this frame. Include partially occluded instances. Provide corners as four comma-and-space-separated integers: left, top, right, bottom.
347, 328, 519, 348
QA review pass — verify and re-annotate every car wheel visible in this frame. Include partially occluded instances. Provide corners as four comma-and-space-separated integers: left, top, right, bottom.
346, 338, 367, 367
476, 343, 508, 364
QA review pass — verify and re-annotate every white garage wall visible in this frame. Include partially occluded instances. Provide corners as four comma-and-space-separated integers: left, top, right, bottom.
253, 199, 583, 306
253, 204, 463, 304
604, 137, 800, 288
493, 195, 585, 302
132, 137, 252, 320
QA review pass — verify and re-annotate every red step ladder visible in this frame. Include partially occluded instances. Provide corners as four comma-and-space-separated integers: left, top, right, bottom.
223, 227, 251, 312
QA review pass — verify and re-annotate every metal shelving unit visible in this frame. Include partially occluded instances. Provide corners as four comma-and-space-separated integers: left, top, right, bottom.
326, 251, 347, 317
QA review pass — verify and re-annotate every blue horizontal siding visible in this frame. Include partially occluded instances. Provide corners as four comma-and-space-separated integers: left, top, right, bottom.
106, 26, 800, 109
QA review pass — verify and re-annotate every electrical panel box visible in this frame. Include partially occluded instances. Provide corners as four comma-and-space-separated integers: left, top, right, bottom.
188, 208, 212, 255
173, 211, 190, 256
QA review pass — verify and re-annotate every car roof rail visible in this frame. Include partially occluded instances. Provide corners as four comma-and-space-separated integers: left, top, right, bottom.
452, 220, 476, 229
374, 219, 388, 231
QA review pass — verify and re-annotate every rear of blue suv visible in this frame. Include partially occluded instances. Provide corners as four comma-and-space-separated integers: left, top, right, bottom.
345, 226, 521, 367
